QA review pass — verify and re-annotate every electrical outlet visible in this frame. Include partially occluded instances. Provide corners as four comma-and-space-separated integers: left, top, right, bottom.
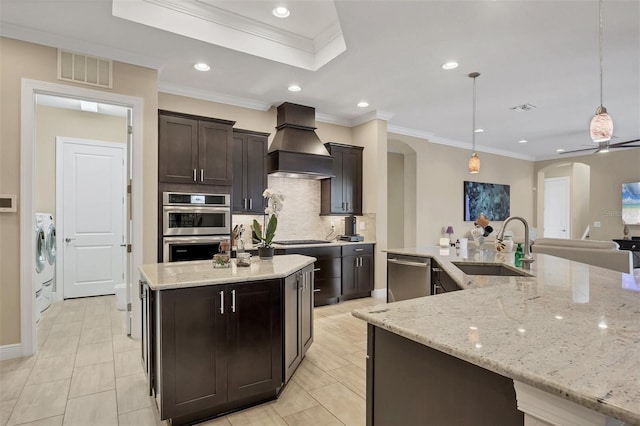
359, 222, 366, 230
594, 221, 601, 228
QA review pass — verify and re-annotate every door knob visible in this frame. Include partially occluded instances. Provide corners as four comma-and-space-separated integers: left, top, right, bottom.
65, 237, 75, 243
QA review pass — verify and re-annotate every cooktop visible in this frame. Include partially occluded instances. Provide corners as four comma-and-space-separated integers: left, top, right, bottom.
273, 240, 331, 245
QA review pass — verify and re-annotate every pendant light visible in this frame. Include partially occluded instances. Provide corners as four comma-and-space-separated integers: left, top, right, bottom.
468, 72, 480, 174
590, 0, 613, 143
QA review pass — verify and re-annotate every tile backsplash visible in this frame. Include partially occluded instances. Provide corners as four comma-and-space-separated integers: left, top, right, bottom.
232, 176, 375, 246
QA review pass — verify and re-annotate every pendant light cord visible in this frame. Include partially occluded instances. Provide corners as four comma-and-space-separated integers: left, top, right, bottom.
599, 0, 604, 108
470, 73, 479, 153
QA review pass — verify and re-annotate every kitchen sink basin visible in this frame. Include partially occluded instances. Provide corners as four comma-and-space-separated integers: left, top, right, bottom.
451, 262, 532, 277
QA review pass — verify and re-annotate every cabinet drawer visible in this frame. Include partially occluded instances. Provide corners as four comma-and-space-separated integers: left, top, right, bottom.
342, 244, 374, 256
313, 278, 341, 306
276, 246, 342, 259
313, 258, 341, 279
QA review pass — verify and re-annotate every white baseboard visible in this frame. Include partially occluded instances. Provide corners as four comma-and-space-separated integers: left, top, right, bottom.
371, 288, 386, 299
0, 343, 23, 361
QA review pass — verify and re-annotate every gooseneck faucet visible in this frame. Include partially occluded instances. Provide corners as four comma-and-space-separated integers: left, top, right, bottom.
497, 216, 535, 270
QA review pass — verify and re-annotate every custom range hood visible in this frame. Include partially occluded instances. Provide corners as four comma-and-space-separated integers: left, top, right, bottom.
267, 102, 333, 179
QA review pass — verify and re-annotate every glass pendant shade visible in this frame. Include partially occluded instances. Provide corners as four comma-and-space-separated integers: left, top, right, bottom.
590, 106, 613, 143
469, 153, 480, 173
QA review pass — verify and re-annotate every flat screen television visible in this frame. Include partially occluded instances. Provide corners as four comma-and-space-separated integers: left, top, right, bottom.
622, 182, 640, 225
464, 181, 510, 221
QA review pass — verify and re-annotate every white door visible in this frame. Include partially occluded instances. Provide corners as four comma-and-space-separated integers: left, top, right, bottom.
544, 177, 570, 239
60, 138, 127, 298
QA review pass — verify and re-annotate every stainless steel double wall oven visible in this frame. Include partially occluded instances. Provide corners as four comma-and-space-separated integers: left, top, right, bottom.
162, 192, 230, 262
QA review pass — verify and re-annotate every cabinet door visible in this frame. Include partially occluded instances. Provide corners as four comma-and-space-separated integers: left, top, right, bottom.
227, 280, 282, 401
356, 254, 374, 293
343, 148, 363, 215
330, 148, 346, 213
245, 135, 267, 213
301, 266, 314, 354
159, 287, 227, 419
341, 255, 357, 295
199, 120, 233, 186
283, 272, 302, 382
159, 114, 198, 184
231, 133, 246, 212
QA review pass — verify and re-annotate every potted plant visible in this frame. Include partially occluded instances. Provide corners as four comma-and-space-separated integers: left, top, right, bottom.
252, 189, 285, 260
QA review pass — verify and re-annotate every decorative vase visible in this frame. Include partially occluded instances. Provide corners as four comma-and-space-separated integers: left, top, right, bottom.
258, 246, 274, 260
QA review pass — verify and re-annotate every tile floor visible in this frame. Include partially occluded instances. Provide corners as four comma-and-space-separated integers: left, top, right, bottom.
0, 295, 384, 426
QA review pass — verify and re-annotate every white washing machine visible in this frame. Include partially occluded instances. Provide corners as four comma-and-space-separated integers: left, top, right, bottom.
35, 213, 55, 320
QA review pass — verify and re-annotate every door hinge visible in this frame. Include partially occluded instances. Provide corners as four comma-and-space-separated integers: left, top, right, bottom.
127, 179, 132, 194
127, 244, 132, 253
127, 125, 133, 135
127, 302, 132, 312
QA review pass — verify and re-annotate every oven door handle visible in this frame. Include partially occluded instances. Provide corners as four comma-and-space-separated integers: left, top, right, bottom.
163, 235, 230, 244
163, 205, 230, 214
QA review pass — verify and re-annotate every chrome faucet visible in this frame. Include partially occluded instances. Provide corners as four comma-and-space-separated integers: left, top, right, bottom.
497, 216, 535, 270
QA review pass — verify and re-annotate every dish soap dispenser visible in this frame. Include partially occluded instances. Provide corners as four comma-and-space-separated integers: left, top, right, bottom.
514, 243, 523, 267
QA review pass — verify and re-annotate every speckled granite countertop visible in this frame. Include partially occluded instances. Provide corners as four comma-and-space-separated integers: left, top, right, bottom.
354, 246, 640, 424
139, 254, 316, 290
270, 240, 376, 249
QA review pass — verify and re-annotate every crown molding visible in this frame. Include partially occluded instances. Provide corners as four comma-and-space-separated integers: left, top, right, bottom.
0, 22, 166, 70
158, 82, 273, 111
315, 113, 352, 127
351, 110, 393, 127
388, 125, 536, 162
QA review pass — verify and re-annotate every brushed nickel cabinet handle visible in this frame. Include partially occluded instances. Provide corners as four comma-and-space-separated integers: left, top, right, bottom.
193, 169, 197, 182
231, 289, 236, 313
219, 291, 224, 314
200, 169, 204, 181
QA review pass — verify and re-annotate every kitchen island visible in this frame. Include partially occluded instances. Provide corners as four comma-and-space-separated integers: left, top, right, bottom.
354, 246, 639, 425
139, 254, 316, 426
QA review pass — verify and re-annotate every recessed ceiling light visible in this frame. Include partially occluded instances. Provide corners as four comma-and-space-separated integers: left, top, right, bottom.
556, 148, 565, 153
518, 139, 528, 144
474, 128, 484, 133
194, 63, 211, 71
288, 84, 301, 92
272, 6, 290, 18
441, 61, 459, 70
357, 101, 369, 108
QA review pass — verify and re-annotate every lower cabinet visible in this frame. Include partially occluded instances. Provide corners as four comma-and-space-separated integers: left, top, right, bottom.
283, 264, 314, 382
154, 280, 282, 423
431, 260, 461, 294
341, 244, 374, 300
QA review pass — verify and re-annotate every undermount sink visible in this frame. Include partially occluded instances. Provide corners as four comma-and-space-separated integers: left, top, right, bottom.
452, 262, 532, 277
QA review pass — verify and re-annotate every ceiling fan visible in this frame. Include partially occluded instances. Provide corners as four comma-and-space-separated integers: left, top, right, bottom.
559, 138, 640, 155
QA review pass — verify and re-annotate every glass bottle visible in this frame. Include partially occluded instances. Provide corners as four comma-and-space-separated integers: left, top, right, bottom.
514, 243, 523, 267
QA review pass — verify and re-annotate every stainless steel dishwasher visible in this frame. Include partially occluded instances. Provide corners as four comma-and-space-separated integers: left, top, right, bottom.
386, 254, 431, 302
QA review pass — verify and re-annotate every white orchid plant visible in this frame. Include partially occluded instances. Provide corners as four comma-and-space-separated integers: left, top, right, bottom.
252, 189, 285, 248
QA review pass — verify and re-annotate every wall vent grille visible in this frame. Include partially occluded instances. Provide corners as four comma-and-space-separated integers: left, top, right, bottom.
57, 49, 113, 89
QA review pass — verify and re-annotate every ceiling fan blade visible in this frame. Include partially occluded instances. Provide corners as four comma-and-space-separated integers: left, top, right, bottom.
610, 138, 640, 147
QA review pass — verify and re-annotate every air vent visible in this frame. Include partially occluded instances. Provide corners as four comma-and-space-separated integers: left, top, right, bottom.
511, 103, 536, 112
57, 49, 112, 89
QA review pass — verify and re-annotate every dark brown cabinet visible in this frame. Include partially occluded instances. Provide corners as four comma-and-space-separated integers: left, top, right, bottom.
283, 264, 314, 382
275, 246, 342, 306
321, 143, 364, 215
232, 129, 269, 214
154, 280, 282, 423
341, 244, 374, 300
158, 111, 234, 186
431, 260, 461, 294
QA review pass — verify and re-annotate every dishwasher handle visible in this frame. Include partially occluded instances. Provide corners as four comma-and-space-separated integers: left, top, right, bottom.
387, 258, 428, 268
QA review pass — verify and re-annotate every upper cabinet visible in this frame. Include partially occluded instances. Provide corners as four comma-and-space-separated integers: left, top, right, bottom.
158, 111, 235, 186
321, 143, 364, 215
232, 129, 269, 214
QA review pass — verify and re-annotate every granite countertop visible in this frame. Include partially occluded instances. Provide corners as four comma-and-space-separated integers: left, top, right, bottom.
253, 240, 376, 249
355, 246, 640, 424
139, 254, 316, 290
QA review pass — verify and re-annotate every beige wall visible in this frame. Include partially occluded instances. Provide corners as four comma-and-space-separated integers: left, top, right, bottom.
35, 105, 127, 214
0, 37, 158, 346
534, 149, 640, 240
404, 153, 417, 247
387, 153, 405, 248
388, 132, 535, 246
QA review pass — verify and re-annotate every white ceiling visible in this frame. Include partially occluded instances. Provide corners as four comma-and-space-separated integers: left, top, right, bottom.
2, 0, 639, 161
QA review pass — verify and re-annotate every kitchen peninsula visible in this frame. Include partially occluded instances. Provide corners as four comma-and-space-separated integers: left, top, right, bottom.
355, 247, 639, 425
138, 254, 316, 426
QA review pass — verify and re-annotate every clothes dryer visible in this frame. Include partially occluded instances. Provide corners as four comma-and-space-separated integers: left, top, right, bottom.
35, 213, 55, 317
